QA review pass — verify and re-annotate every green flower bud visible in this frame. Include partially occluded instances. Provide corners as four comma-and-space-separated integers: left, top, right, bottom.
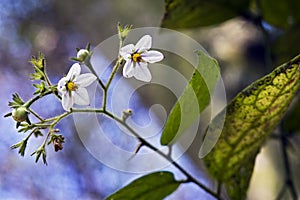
12, 107, 29, 122
118, 23, 132, 41
77, 49, 90, 62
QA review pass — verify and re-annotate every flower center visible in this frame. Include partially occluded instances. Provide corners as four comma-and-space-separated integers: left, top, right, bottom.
132, 53, 143, 63
66, 81, 78, 91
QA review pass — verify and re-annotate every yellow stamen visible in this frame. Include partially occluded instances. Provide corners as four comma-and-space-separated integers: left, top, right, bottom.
132, 53, 142, 62
66, 81, 78, 91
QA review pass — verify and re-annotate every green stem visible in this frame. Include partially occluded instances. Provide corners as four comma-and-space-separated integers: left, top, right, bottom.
33, 65, 52, 87
42, 67, 52, 88
106, 57, 123, 90
85, 59, 106, 90
36, 106, 220, 199
24, 85, 61, 109
24, 91, 52, 108
102, 33, 124, 110
72, 108, 104, 113
35, 65, 61, 101
40, 111, 72, 148
102, 57, 123, 110
51, 111, 72, 127
29, 123, 51, 129
103, 110, 221, 199
34, 111, 71, 128
27, 108, 44, 121
50, 85, 62, 101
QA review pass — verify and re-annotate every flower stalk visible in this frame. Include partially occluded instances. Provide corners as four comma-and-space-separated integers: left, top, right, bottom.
5, 25, 222, 200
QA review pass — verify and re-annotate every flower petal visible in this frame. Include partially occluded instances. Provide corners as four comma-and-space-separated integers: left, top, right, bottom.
76, 73, 97, 87
62, 93, 73, 111
142, 50, 164, 63
123, 60, 135, 78
57, 77, 68, 93
66, 63, 81, 80
134, 62, 151, 82
135, 35, 152, 51
120, 44, 134, 59
73, 87, 89, 105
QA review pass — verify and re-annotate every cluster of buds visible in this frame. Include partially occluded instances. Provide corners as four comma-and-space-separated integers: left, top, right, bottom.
4, 23, 166, 166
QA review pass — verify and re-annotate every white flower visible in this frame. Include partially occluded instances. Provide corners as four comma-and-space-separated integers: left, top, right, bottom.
119, 35, 164, 82
57, 63, 97, 111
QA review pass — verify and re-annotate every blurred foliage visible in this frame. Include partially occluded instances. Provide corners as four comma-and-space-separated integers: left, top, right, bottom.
260, 0, 300, 30
161, 0, 250, 28
0, 0, 164, 76
161, 0, 300, 66
272, 24, 300, 64
161, 1, 300, 198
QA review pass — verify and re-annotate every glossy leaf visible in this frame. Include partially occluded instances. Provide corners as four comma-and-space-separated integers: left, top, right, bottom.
105, 171, 181, 200
161, 0, 250, 29
161, 51, 220, 145
203, 54, 300, 199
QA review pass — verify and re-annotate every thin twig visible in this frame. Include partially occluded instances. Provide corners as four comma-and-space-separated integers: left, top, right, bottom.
85, 59, 106, 90
27, 108, 45, 121
103, 110, 221, 199
25, 91, 52, 107
278, 131, 298, 200
102, 58, 123, 111
69, 108, 221, 198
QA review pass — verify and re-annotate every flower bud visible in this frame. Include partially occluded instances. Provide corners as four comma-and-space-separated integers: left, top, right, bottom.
118, 24, 132, 41
77, 49, 90, 63
53, 138, 63, 152
12, 107, 29, 122
122, 109, 133, 121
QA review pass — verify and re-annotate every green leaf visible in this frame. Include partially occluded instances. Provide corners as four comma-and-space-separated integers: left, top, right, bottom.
30, 52, 45, 71
161, 0, 250, 29
161, 51, 220, 145
203, 54, 300, 199
11, 140, 27, 156
106, 171, 181, 200
29, 72, 44, 81
29, 53, 46, 81
33, 129, 43, 137
3, 112, 12, 118
31, 145, 47, 165
260, 0, 300, 30
33, 82, 47, 95
8, 93, 24, 108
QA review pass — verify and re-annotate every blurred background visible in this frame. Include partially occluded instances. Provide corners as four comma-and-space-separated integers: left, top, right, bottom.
1, 0, 300, 199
